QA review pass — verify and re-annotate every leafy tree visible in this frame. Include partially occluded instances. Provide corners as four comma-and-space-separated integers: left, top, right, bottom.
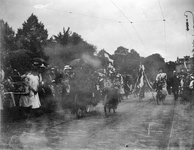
114, 46, 128, 55
130, 49, 140, 60
53, 27, 71, 45
0, 20, 17, 54
143, 53, 165, 81
70, 32, 82, 45
16, 13, 48, 57
113, 47, 141, 79
45, 30, 97, 68
0, 20, 17, 68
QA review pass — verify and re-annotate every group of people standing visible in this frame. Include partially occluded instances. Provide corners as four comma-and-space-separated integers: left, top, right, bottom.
155, 67, 194, 104
18, 70, 41, 117
0, 66, 44, 120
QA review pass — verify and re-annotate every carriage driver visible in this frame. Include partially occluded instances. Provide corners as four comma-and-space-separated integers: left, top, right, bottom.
155, 68, 168, 96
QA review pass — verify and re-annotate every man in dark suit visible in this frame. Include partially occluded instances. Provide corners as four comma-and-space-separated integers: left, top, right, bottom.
170, 71, 180, 101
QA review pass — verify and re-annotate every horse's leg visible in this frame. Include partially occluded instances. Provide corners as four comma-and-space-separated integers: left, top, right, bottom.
104, 106, 107, 115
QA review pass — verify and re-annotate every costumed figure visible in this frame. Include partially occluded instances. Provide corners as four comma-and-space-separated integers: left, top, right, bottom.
155, 68, 167, 104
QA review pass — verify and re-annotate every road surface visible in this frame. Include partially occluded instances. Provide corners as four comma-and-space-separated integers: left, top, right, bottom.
0, 93, 194, 150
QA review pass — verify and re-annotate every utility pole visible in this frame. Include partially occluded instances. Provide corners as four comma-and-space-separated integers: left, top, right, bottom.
184, 11, 194, 74
184, 11, 194, 49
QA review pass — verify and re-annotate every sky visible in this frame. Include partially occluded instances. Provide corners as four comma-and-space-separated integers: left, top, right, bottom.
1, 0, 194, 62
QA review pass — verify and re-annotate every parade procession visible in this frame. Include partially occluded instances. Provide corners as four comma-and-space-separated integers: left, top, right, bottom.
1, 1, 194, 149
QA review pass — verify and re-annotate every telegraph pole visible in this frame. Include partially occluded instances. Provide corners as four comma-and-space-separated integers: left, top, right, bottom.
184, 11, 194, 49
184, 11, 194, 74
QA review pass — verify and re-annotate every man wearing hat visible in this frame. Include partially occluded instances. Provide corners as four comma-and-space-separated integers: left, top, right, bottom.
170, 70, 180, 101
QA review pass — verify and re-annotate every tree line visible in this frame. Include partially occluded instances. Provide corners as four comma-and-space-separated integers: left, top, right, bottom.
0, 13, 175, 81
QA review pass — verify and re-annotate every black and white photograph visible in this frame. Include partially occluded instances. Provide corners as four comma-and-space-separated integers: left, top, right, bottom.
0, 0, 194, 149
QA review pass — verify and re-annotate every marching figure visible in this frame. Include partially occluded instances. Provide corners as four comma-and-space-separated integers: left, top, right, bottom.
170, 71, 180, 101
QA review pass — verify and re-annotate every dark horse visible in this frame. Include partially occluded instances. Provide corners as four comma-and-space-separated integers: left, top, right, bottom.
152, 81, 167, 105
103, 87, 119, 116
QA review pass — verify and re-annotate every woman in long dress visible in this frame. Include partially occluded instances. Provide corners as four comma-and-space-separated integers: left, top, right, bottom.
26, 71, 41, 112
19, 77, 32, 118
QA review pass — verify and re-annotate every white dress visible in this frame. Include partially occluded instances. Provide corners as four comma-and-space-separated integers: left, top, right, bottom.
156, 73, 168, 95
19, 85, 31, 107
27, 73, 41, 109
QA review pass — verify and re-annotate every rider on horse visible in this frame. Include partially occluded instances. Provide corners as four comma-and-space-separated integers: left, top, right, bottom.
155, 68, 168, 96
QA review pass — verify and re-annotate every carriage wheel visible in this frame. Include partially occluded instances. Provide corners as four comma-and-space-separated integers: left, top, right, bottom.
74, 93, 83, 118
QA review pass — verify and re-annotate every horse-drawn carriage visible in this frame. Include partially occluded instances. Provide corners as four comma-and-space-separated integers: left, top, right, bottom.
68, 64, 100, 118
66, 61, 121, 118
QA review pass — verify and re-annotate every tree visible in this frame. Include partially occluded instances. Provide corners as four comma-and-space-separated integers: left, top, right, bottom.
114, 46, 128, 55
113, 47, 141, 79
16, 13, 48, 57
53, 27, 71, 45
130, 49, 140, 60
143, 53, 166, 81
0, 20, 17, 67
70, 32, 82, 45
45, 30, 97, 68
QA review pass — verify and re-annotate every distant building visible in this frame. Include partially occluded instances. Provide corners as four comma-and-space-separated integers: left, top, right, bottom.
175, 56, 193, 74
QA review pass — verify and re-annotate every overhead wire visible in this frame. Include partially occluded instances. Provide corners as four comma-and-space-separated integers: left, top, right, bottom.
119, 23, 138, 50
110, 0, 149, 53
7, 0, 180, 24
6, 0, 124, 23
158, 0, 167, 58
166, 21, 191, 54
166, 21, 185, 35
6, 0, 190, 58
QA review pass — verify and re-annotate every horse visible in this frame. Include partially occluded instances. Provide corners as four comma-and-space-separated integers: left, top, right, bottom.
103, 86, 119, 115
153, 81, 167, 105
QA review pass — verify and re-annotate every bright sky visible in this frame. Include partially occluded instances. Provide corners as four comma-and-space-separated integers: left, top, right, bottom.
1, 0, 194, 61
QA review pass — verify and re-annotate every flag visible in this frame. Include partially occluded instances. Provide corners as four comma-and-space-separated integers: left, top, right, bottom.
184, 61, 188, 71
138, 64, 145, 88
104, 53, 114, 64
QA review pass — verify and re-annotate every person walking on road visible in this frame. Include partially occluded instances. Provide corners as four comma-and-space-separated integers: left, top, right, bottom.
170, 71, 180, 101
